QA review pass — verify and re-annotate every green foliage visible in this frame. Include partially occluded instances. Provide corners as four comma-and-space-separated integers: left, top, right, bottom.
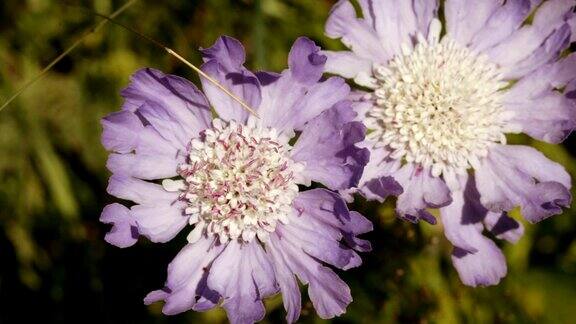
0, 0, 575, 323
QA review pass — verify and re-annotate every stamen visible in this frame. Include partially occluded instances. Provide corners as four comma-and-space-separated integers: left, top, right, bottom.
165, 119, 304, 243
367, 32, 513, 177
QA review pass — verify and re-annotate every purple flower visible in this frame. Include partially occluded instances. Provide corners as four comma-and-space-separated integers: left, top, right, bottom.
325, 0, 575, 286
100, 36, 372, 323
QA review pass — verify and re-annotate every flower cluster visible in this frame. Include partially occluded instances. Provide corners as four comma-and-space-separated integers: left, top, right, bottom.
100, 0, 576, 322
325, 0, 575, 286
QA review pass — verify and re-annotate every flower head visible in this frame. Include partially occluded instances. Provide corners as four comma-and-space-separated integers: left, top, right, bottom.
165, 119, 304, 244
100, 36, 371, 323
325, 0, 575, 286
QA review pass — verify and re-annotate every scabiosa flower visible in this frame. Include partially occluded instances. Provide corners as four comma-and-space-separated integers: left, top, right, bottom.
100, 36, 372, 323
325, 0, 575, 286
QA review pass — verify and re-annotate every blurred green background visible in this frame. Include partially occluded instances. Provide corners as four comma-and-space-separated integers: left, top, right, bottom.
0, 0, 575, 323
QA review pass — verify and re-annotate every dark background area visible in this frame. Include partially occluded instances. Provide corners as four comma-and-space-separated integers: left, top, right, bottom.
0, 0, 575, 323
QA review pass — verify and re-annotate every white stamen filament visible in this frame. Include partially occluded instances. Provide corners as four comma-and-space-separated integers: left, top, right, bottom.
366, 26, 513, 177
163, 119, 303, 244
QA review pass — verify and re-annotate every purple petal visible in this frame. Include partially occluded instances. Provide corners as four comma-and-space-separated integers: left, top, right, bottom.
451, 238, 507, 287
305, 266, 352, 319
568, 79, 576, 99
440, 178, 508, 287
106, 152, 181, 180
484, 212, 524, 243
503, 24, 571, 79
133, 101, 193, 149
282, 77, 350, 130
322, 50, 373, 82
200, 35, 245, 68
570, 14, 576, 42
393, 164, 452, 224
496, 145, 570, 190
285, 191, 369, 271
200, 61, 261, 123
531, 0, 574, 28
348, 91, 375, 118
476, 145, 572, 223
462, 175, 525, 244
527, 182, 572, 221
145, 238, 225, 315
470, 0, 532, 52
291, 101, 369, 190
100, 203, 138, 248
358, 0, 423, 56
505, 93, 576, 143
440, 175, 482, 254
255, 71, 281, 86
131, 202, 188, 243
102, 110, 182, 179
412, 0, 440, 37
363, 176, 404, 203
293, 189, 373, 253
268, 229, 352, 320
445, 0, 501, 47
208, 240, 278, 324
503, 53, 576, 143
325, 0, 391, 63
293, 189, 374, 235
443, 173, 524, 244
355, 144, 403, 202
120, 68, 212, 140
284, 221, 362, 272
257, 39, 350, 134
101, 111, 144, 153
106, 175, 177, 205
506, 53, 576, 99
105, 175, 189, 243
343, 0, 438, 57
258, 75, 350, 134
485, 0, 574, 78
143, 289, 170, 305
354, 0, 416, 57
200, 36, 262, 123
266, 240, 302, 323
288, 37, 328, 85
344, 211, 373, 252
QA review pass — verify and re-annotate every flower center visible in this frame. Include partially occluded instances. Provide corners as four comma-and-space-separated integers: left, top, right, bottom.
366, 36, 512, 177
164, 119, 303, 244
